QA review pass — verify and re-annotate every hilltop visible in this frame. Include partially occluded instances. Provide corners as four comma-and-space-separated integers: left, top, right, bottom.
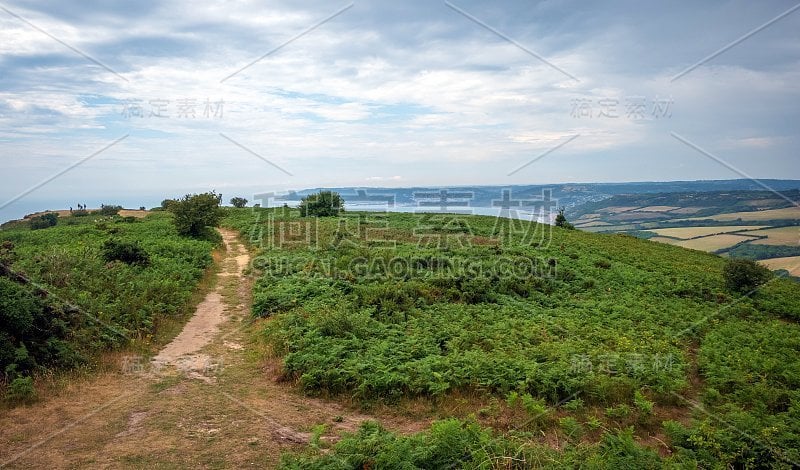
1, 201, 798, 468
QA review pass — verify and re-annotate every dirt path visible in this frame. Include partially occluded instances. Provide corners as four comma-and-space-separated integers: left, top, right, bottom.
0, 229, 426, 469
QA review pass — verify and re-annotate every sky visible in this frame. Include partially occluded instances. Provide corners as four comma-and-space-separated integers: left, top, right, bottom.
1, 0, 799, 219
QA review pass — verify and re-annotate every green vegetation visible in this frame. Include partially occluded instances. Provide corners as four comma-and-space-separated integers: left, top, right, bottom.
230, 197, 248, 208
723, 242, 800, 260
722, 258, 772, 294
280, 419, 673, 469
167, 191, 223, 238
102, 239, 151, 266
223, 206, 800, 468
298, 190, 344, 217
29, 213, 58, 230
554, 207, 574, 229
98, 204, 123, 216
1, 210, 216, 401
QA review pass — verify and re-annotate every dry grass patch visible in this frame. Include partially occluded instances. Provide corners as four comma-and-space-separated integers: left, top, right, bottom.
675, 234, 757, 252
635, 206, 680, 212
574, 221, 613, 228
597, 206, 640, 214
740, 226, 800, 246
759, 256, 800, 276
676, 207, 800, 222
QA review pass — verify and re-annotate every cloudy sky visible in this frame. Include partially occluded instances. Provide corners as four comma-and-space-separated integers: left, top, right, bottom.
1, 0, 799, 218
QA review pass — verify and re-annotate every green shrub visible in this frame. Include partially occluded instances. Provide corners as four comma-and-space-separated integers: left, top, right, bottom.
606, 404, 632, 420
5, 376, 36, 404
634, 390, 654, 416
98, 204, 123, 216
723, 258, 772, 294
299, 191, 344, 217
168, 192, 223, 237
563, 397, 584, 411
101, 239, 150, 266
559, 416, 582, 440
29, 213, 58, 230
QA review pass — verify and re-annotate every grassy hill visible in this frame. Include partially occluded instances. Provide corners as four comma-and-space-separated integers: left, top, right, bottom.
0, 210, 216, 403
223, 207, 800, 468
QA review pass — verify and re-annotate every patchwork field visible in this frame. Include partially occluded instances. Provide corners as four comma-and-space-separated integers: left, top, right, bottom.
634, 205, 680, 212
673, 234, 758, 252
678, 206, 800, 222
573, 220, 613, 228
596, 206, 640, 213
740, 226, 800, 246
651, 225, 765, 240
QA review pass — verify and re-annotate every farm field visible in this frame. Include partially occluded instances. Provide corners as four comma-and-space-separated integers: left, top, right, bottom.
634, 205, 680, 212
221, 207, 800, 468
648, 233, 758, 251
572, 220, 613, 228
740, 226, 800, 246
651, 225, 765, 239
759, 256, 800, 276
596, 206, 640, 213
677, 206, 800, 222
673, 234, 758, 251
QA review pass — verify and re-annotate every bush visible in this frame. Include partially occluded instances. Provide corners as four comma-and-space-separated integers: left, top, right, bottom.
230, 197, 248, 208
72, 209, 89, 217
168, 192, 223, 237
101, 239, 150, 266
299, 191, 344, 217
0, 277, 40, 336
723, 258, 772, 294
98, 204, 123, 216
5, 376, 36, 404
29, 213, 58, 230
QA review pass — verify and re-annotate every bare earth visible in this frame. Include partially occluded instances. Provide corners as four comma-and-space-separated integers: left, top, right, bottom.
0, 229, 426, 469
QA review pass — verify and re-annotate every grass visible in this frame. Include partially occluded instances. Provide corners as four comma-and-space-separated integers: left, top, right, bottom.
222, 206, 800, 468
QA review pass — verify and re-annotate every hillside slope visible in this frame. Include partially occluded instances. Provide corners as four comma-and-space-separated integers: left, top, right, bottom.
223, 207, 800, 468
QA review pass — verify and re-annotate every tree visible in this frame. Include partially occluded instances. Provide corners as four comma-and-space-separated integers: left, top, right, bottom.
723, 258, 772, 294
161, 199, 178, 211
554, 208, 574, 230
298, 191, 344, 217
168, 191, 223, 237
230, 197, 248, 208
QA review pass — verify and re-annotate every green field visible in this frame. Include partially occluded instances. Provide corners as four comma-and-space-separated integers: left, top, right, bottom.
223, 207, 800, 468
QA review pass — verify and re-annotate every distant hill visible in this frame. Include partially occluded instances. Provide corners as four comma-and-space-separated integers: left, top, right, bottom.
262, 179, 800, 210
